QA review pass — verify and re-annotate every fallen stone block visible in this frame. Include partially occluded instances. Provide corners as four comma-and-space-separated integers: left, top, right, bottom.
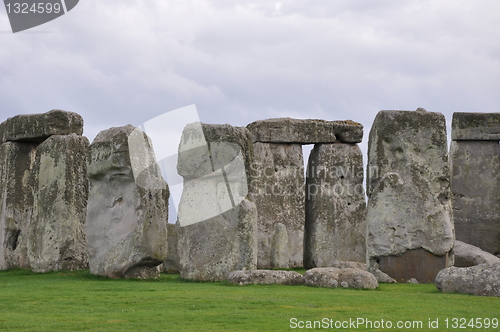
28, 134, 89, 272
454, 241, 500, 267
304, 143, 366, 268
451, 112, 500, 141
247, 118, 363, 144
87, 125, 169, 279
0, 109, 83, 143
227, 270, 304, 285
436, 264, 500, 297
304, 267, 378, 289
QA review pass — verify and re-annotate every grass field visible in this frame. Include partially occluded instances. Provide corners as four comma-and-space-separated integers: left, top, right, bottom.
0, 269, 499, 331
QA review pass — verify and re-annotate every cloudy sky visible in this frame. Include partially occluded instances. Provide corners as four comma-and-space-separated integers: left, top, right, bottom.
1, 0, 499, 157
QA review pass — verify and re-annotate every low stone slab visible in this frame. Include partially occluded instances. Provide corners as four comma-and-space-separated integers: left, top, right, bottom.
436, 264, 500, 297
304, 267, 378, 289
247, 118, 363, 144
28, 134, 89, 272
0, 141, 37, 270
304, 143, 366, 268
454, 241, 500, 267
451, 112, 500, 141
227, 270, 304, 285
0, 110, 83, 143
87, 126, 169, 279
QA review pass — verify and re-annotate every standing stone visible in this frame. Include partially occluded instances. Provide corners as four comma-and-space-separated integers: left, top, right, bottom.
164, 223, 180, 274
0, 141, 37, 270
176, 123, 258, 281
450, 141, 500, 255
270, 223, 289, 269
87, 126, 169, 279
304, 143, 366, 268
249, 142, 304, 268
366, 109, 454, 283
28, 134, 89, 272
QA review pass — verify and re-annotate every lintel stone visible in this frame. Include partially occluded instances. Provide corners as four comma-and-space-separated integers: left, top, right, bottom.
452, 112, 500, 141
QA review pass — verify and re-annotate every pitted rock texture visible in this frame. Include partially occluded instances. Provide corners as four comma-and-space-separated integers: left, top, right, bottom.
163, 223, 180, 274
304, 143, 366, 268
227, 270, 304, 285
249, 142, 305, 268
270, 223, 289, 269
176, 123, 254, 227
366, 110, 454, 278
450, 141, 500, 256
436, 264, 500, 297
177, 199, 258, 281
0, 109, 83, 143
28, 134, 89, 272
247, 118, 363, 144
304, 267, 378, 289
318, 260, 396, 283
87, 125, 169, 279
451, 112, 500, 141
454, 241, 500, 267
0, 141, 37, 270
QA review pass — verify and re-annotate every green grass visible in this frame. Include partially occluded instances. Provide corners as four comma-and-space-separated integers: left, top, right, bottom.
0, 269, 499, 331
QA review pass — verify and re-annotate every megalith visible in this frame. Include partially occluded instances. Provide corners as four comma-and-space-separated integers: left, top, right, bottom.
87, 125, 169, 279
270, 223, 289, 269
0, 141, 37, 270
28, 134, 89, 272
450, 113, 500, 256
176, 123, 257, 281
366, 109, 454, 283
304, 143, 366, 268
163, 223, 180, 274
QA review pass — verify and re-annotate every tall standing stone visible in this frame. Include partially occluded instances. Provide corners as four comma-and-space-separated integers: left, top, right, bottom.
87, 126, 169, 279
366, 109, 454, 283
249, 142, 305, 268
304, 143, 366, 268
176, 123, 257, 281
270, 223, 289, 269
451, 112, 500, 256
0, 141, 37, 270
28, 134, 89, 272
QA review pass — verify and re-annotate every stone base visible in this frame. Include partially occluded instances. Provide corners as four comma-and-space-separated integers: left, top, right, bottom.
376, 248, 449, 283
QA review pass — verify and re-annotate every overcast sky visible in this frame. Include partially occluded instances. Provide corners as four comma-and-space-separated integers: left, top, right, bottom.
1, 0, 500, 156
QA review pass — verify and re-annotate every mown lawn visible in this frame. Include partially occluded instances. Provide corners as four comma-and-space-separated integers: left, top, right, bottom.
0, 269, 499, 331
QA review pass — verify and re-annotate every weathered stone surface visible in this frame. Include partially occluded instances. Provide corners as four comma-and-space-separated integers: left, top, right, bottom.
176, 123, 254, 227
366, 109, 454, 281
304, 267, 378, 289
247, 118, 363, 144
436, 264, 500, 297
227, 270, 304, 285
452, 112, 500, 141
450, 141, 500, 255
28, 134, 89, 272
270, 223, 289, 269
87, 126, 169, 279
315, 260, 396, 283
249, 142, 304, 268
304, 143, 366, 268
177, 198, 258, 281
0, 141, 37, 270
0, 110, 83, 143
454, 241, 500, 267
164, 223, 180, 274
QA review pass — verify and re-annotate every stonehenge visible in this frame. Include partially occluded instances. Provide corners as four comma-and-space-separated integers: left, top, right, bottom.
1, 108, 499, 294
